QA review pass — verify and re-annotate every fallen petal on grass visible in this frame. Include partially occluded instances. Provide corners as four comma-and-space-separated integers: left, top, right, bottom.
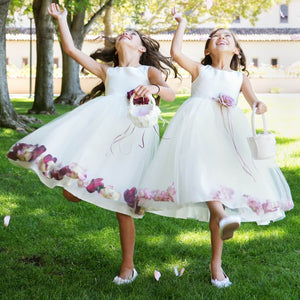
4, 215, 11, 227
174, 266, 179, 276
154, 270, 161, 281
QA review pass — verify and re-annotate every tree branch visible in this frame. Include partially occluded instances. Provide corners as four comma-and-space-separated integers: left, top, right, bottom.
84, 0, 114, 34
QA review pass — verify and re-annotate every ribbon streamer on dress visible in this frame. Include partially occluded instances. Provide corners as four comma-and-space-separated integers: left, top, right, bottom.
215, 97, 256, 181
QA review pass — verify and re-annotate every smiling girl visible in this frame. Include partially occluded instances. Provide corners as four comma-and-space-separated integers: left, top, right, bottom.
138, 9, 293, 288
7, 4, 177, 285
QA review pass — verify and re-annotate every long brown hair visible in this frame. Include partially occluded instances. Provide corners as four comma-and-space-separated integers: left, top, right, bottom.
80, 31, 178, 105
201, 28, 248, 74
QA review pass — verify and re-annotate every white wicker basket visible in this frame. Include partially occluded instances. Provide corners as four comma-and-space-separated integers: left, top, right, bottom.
247, 107, 276, 160
128, 93, 161, 128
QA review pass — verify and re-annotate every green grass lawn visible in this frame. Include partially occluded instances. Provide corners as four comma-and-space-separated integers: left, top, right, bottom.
0, 95, 299, 299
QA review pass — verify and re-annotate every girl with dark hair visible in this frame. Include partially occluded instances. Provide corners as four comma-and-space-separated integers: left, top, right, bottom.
6, 4, 177, 285
137, 9, 293, 288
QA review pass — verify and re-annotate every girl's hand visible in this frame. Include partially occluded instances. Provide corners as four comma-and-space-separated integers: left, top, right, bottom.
48, 3, 67, 20
171, 7, 186, 24
134, 84, 160, 98
254, 101, 267, 114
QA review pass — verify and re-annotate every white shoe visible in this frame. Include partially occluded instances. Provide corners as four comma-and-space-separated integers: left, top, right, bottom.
211, 273, 232, 288
219, 216, 241, 240
113, 268, 138, 285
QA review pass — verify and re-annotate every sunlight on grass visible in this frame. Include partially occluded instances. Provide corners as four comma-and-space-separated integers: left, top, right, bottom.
144, 235, 170, 245
175, 232, 210, 244
0, 196, 19, 211
11, 98, 33, 103
0, 128, 17, 137
235, 229, 286, 242
161, 112, 176, 117
29, 208, 46, 216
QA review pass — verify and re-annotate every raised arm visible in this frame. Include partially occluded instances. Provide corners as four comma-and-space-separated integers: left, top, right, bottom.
170, 8, 200, 81
241, 74, 267, 114
48, 4, 109, 81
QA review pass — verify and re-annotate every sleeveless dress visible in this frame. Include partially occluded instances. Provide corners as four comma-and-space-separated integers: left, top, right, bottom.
136, 65, 293, 225
7, 66, 159, 217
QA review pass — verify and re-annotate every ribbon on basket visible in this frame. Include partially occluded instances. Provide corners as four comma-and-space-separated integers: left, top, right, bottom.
213, 94, 255, 181
110, 90, 163, 153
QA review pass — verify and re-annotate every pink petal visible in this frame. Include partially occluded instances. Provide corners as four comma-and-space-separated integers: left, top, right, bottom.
4, 215, 10, 227
179, 268, 185, 277
154, 270, 161, 281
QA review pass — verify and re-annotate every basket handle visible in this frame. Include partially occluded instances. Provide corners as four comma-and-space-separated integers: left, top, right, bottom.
251, 105, 268, 137
129, 93, 156, 107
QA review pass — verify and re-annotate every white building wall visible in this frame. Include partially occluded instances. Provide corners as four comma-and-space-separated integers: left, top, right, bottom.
5, 0, 300, 70
199, 0, 300, 28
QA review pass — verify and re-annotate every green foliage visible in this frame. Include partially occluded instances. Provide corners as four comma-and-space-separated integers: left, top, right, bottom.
96, 0, 286, 34
8, 0, 286, 34
0, 95, 299, 299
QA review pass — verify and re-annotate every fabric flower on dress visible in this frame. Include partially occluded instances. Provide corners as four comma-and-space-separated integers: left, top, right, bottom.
138, 183, 176, 203
50, 166, 70, 180
244, 195, 262, 215
216, 94, 236, 108
262, 200, 280, 213
124, 187, 146, 215
7, 142, 122, 201
101, 186, 121, 200
86, 178, 105, 193
7, 143, 46, 162
127, 89, 150, 105
124, 187, 138, 208
67, 163, 87, 180
210, 186, 234, 201
37, 154, 59, 178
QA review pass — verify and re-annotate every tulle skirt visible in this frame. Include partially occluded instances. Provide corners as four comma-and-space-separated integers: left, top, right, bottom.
138, 96, 293, 225
7, 94, 159, 217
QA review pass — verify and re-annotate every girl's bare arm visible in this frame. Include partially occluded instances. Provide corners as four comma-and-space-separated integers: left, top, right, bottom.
48, 4, 109, 81
170, 8, 201, 81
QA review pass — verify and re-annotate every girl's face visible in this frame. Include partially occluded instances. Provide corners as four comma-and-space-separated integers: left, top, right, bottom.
206, 29, 239, 56
115, 31, 145, 53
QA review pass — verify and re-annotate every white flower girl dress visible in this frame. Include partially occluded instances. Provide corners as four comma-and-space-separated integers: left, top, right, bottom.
136, 65, 293, 225
7, 66, 159, 217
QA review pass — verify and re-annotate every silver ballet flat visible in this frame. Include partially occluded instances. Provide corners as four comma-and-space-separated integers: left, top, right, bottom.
211, 272, 232, 288
112, 268, 138, 285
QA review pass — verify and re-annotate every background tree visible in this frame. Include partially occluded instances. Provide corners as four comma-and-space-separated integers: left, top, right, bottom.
0, 0, 30, 132
96, 0, 286, 33
30, 0, 56, 114
54, 0, 113, 105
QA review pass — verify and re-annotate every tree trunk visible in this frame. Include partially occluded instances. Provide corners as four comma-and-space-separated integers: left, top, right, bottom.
30, 0, 56, 115
104, 5, 113, 47
0, 0, 29, 132
55, 10, 86, 105
55, 0, 114, 105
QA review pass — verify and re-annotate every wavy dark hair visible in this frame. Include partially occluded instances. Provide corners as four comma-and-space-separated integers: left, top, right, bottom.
201, 28, 248, 74
80, 30, 179, 105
